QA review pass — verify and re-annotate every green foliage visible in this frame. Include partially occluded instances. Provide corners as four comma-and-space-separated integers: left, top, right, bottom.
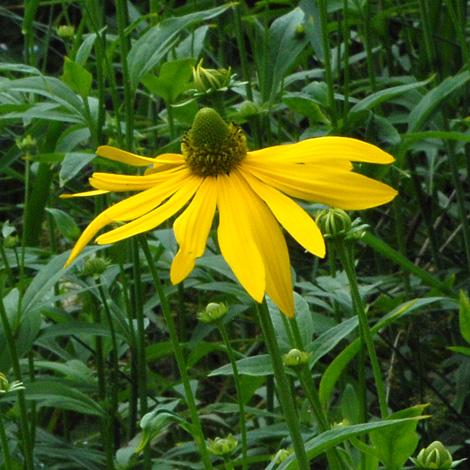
2, 0, 470, 469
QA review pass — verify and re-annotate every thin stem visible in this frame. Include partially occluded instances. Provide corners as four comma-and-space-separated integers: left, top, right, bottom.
0, 407, 13, 470
336, 243, 388, 419
0, 294, 34, 470
256, 301, 310, 470
317, 0, 338, 130
139, 237, 214, 469
217, 321, 248, 470
115, 0, 134, 151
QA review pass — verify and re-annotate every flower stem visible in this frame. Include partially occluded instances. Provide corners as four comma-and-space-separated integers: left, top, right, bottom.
0, 407, 13, 470
139, 237, 214, 469
256, 301, 310, 470
216, 321, 248, 470
0, 294, 34, 470
336, 243, 388, 419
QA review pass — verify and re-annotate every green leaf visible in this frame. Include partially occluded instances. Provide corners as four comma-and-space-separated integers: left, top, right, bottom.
277, 417, 427, 470
141, 58, 194, 104
59, 152, 96, 186
261, 7, 308, 104
128, 4, 232, 90
448, 346, 470, 356
25, 381, 105, 417
209, 355, 274, 377
60, 57, 93, 98
46, 208, 81, 241
349, 78, 431, 114
459, 291, 470, 345
75, 34, 97, 67
408, 71, 469, 132
319, 298, 444, 405
369, 405, 428, 470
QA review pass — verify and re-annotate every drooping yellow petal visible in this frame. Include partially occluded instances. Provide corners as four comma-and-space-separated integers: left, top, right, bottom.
64, 170, 192, 266
231, 170, 295, 317
170, 178, 217, 284
89, 166, 186, 192
243, 160, 398, 210
97, 145, 183, 167
247, 136, 395, 164
144, 154, 186, 174
60, 189, 109, 198
216, 173, 266, 303
240, 167, 325, 258
96, 175, 202, 245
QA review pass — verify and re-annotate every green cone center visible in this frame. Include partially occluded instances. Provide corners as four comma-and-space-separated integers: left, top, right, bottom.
182, 108, 247, 177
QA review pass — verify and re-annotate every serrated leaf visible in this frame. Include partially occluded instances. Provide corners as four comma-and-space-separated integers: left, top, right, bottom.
141, 58, 194, 103
128, 5, 232, 90
369, 405, 428, 470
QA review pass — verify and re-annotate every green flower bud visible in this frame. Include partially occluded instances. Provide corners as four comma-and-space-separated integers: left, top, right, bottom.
193, 59, 231, 94
207, 434, 238, 456
4, 234, 20, 249
81, 257, 110, 278
57, 25, 75, 39
0, 372, 25, 397
282, 348, 312, 367
315, 208, 352, 238
277, 448, 293, 462
412, 441, 453, 469
16, 135, 37, 154
198, 302, 228, 323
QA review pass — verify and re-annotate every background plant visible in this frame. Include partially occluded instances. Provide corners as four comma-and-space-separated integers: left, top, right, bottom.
1, 0, 470, 469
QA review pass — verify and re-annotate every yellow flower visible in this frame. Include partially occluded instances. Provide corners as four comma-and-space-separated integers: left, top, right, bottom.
62, 108, 397, 318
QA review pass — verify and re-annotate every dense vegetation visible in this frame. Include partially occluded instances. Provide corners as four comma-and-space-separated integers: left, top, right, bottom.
1, 1, 470, 469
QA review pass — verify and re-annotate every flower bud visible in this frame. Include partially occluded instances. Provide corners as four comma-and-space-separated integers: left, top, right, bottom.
57, 25, 75, 39
4, 235, 20, 249
315, 208, 352, 238
198, 302, 228, 323
193, 59, 231, 94
282, 348, 312, 367
207, 434, 238, 456
0, 372, 25, 396
81, 257, 110, 278
412, 441, 453, 469
16, 135, 37, 154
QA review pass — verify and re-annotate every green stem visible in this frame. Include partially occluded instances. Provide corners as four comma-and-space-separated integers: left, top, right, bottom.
0, 407, 13, 470
256, 301, 310, 470
139, 237, 214, 469
0, 295, 34, 470
361, 232, 456, 298
317, 0, 338, 130
115, 0, 134, 151
336, 243, 388, 419
217, 322, 248, 470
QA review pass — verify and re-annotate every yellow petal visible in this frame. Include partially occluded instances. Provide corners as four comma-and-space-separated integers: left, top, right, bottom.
90, 166, 186, 191
243, 160, 398, 210
60, 189, 109, 198
64, 170, 192, 266
218, 171, 295, 317
217, 173, 266, 303
240, 167, 326, 258
96, 175, 202, 245
96, 145, 162, 166
170, 178, 217, 284
247, 136, 395, 164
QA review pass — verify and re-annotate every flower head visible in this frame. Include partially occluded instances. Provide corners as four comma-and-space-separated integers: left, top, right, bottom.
62, 108, 397, 318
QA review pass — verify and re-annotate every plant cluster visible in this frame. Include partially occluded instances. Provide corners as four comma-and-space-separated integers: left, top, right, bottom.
1, 1, 470, 469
